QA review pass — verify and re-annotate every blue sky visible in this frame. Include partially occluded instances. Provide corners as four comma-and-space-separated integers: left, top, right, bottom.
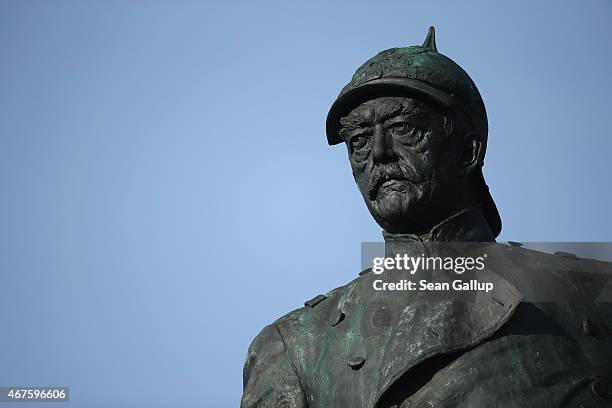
1, 1, 611, 406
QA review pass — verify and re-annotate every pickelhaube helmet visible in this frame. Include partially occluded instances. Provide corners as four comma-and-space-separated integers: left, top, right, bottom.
326, 27, 502, 237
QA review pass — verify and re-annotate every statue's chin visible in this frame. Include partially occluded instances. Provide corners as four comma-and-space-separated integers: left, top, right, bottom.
363, 178, 435, 232
368, 191, 416, 228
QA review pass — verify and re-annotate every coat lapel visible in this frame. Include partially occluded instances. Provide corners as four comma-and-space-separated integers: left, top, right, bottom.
374, 266, 522, 404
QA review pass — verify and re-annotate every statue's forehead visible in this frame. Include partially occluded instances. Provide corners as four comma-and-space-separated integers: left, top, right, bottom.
346, 96, 432, 122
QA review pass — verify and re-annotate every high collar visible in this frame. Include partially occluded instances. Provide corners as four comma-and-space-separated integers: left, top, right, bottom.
382, 205, 495, 244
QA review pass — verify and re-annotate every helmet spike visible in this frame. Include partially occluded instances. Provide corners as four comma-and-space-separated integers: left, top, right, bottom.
422, 26, 437, 51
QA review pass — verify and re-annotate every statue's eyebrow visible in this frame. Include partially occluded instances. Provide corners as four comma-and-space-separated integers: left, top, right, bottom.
339, 113, 372, 135
378, 103, 413, 122
339, 102, 420, 137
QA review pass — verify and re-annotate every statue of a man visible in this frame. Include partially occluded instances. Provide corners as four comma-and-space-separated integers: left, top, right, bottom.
241, 27, 612, 407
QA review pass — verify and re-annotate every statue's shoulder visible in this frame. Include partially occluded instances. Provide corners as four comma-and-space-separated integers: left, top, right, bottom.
486, 241, 612, 276
272, 272, 366, 327
484, 242, 612, 341
485, 242, 612, 312
249, 272, 369, 352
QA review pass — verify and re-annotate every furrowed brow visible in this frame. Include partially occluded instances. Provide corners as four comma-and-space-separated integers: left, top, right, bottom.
339, 113, 372, 135
379, 103, 412, 122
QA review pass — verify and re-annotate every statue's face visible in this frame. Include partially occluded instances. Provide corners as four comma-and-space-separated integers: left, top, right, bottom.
340, 96, 473, 233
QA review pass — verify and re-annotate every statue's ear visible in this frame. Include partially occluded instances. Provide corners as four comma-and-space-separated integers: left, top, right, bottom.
461, 133, 484, 176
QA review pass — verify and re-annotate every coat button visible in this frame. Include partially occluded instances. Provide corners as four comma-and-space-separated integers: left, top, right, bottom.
330, 309, 345, 327
591, 376, 608, 397
347, 357, 365, 370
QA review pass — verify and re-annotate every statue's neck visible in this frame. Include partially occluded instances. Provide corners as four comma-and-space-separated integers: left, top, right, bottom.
383, 205, 495, 245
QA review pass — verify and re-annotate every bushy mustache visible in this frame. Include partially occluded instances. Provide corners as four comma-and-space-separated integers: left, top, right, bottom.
367, 161, 416, 200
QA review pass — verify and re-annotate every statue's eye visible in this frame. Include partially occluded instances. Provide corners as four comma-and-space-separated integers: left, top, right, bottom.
350, 135, 369, 152
389, 121, 413, 136
389, 121, 423, 144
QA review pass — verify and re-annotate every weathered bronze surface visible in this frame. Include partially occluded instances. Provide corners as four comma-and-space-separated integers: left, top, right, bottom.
241, 27, 612, 407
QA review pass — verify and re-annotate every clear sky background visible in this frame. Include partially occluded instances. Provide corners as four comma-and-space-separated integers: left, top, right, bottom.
1, 1, 611, 407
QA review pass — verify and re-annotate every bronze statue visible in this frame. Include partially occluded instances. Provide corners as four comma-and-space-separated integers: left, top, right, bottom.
241, 27, 612, 407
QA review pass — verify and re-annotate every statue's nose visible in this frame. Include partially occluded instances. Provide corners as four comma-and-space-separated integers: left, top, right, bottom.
372, 124, 398, 164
